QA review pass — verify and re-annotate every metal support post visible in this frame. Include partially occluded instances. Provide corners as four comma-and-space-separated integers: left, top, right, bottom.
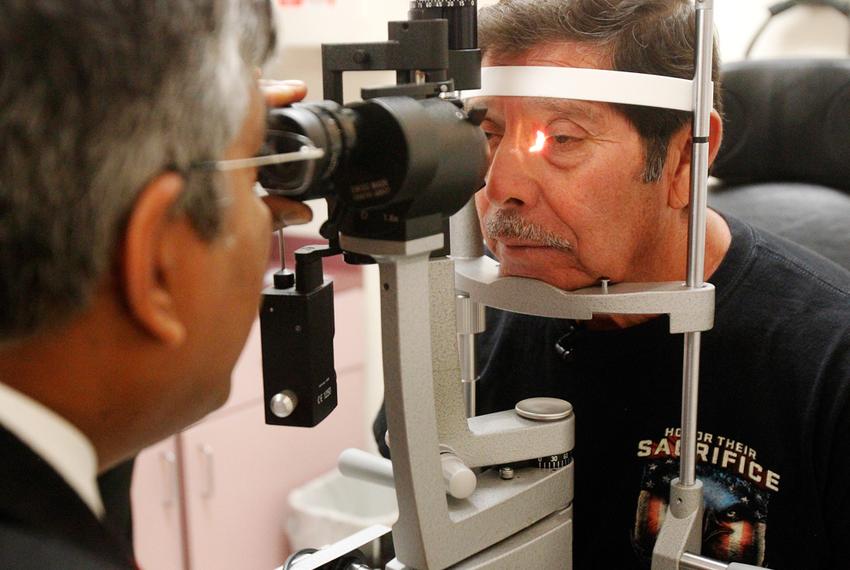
681, 0, 715, 490
653, 2, 715, 568
451, 198, 487, 418
456, 293, 485, 417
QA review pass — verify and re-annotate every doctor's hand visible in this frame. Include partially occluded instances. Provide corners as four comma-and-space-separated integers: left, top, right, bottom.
260, 79, 314, 231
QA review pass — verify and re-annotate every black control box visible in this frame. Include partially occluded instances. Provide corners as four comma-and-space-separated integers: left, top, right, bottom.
260, 246, 337, 427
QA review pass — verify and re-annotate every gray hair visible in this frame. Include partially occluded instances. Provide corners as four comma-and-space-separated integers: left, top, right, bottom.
479, 0, 722, 183
0, 0, 277, 340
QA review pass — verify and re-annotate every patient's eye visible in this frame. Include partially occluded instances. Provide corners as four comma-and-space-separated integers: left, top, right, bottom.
483, 130, 503, 158
540, 121, 586, 168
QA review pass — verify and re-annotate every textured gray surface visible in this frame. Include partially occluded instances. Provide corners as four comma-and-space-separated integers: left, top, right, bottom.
455, 256, 716, 334
449, 199, 485, 259
367, 247, 575, 569
387, 507, 573, 570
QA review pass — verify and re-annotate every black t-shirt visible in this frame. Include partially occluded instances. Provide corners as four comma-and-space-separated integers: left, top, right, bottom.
374, 216, 850, 569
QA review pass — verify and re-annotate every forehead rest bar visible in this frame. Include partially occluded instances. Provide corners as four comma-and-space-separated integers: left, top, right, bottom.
465, 66, 698, 112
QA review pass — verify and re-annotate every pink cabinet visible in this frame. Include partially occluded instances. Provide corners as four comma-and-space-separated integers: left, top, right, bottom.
181, 367, 365, 569
133, 284, 367, 570
132, 438, 184, 570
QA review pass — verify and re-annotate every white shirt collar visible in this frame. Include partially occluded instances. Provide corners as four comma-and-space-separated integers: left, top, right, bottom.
0, 381, 105, 519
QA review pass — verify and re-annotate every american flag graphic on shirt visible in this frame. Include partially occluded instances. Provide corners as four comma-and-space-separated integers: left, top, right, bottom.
630, 429, 777, 567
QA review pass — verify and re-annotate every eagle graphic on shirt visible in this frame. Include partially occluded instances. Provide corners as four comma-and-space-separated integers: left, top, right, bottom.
631, 429, 779, 567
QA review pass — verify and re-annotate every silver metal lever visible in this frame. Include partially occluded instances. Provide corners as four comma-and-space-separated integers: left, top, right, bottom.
338, 448, 476, 500
339, 448, 395, 489
681, 552, 766, 570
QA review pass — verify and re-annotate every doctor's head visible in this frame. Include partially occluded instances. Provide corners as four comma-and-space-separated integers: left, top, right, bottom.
474, 0, 723, 291
0, 0, 280, 469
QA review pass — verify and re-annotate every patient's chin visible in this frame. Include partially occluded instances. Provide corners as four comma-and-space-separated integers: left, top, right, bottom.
496, 254, 594, 292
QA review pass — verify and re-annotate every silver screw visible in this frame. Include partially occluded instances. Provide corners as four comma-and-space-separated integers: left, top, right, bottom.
499, 466, 515, 480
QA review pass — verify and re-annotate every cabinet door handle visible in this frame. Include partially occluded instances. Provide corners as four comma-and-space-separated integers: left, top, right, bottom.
161, 450, 178, 507
200, 443, 215, 498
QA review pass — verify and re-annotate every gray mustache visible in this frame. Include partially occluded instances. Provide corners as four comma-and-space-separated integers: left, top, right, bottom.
484, 211, 573, 252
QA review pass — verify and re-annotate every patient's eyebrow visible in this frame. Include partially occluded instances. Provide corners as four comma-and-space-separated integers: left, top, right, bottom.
463, 96, 604, 130
533, 98, 605, 126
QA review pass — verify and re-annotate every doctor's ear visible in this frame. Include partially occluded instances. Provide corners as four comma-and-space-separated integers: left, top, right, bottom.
121, 172, 189, 347
667, 110, 723, 210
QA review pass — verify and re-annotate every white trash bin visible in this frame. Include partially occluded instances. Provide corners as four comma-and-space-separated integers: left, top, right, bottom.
286, 468, 398, 555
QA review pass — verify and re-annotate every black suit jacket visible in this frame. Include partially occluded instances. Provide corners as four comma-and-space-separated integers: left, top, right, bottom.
0, 426, 136, 569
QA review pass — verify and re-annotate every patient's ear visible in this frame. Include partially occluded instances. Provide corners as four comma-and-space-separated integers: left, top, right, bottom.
667, 110, 723, 210
121, 172, 187, 347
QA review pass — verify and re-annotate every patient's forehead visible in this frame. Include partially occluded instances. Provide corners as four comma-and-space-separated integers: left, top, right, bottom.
473, 96, 605, 125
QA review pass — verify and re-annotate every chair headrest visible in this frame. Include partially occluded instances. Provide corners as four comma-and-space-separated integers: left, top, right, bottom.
712, 59, 850, 193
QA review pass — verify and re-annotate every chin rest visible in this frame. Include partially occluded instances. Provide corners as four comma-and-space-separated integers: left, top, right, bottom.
708, 59, 850, 271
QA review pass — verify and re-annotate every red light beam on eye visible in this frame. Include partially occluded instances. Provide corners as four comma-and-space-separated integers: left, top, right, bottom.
529, 130, 546, 153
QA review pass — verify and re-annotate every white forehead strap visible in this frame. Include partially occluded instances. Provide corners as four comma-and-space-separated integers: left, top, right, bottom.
467, 66, 698, 112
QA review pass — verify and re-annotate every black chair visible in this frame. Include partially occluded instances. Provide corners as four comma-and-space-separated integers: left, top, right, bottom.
708, 58, 850, 271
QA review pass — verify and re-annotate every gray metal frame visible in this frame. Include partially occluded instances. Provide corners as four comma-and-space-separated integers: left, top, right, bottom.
454, 256, 715, 334
323, 2, 767, 569
340, 234, 575, 570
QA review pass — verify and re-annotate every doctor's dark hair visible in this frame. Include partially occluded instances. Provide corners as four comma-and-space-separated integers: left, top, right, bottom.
479, 0, 722, 183
0, 0, 277, 341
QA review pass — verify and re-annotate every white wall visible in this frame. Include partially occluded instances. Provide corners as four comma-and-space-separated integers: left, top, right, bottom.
263, 0, 850, 453
716, 1, 849, 60
272, 0, 408, 45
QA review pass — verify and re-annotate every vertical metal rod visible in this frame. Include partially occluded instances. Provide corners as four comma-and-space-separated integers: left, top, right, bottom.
680, 0, 715, 488
451, 199, 486, 419
463, 382, 476, 418
680, 332, 702, 486
687, 0, 714, 289
277, 229, 287, 271
461, 334, 477, 417
456, 293, 484, 418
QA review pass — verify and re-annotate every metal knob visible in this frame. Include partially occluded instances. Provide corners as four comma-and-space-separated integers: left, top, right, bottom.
441, 452, 477, 499
270, 390, 298, 418
514, 397, 573, 422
